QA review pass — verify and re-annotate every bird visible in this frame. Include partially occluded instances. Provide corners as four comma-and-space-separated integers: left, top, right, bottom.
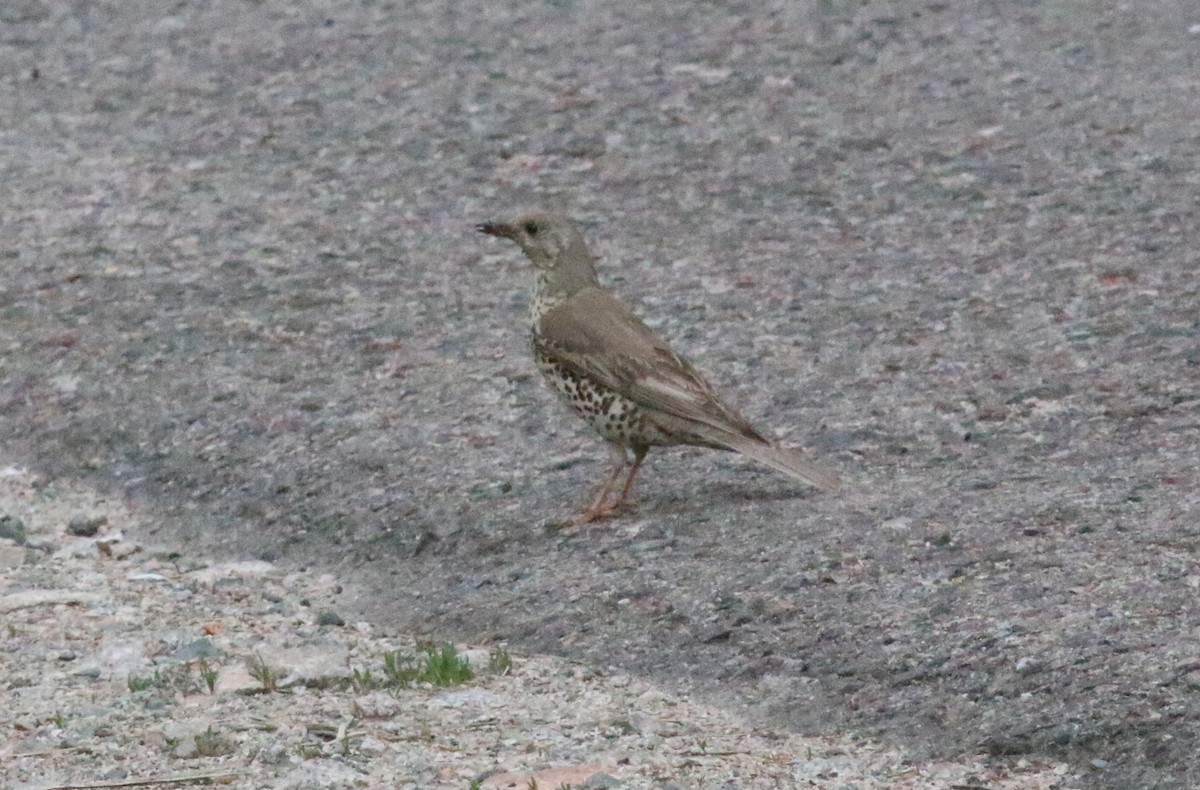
477, 212, 839, 523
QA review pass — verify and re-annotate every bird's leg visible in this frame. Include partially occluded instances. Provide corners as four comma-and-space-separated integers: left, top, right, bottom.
612, 446, 648, 511
571, 444, 627, 524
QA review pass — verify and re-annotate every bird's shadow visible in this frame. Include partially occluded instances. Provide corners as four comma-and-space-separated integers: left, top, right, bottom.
537, 476, 808, 534
646, 475, 814, 513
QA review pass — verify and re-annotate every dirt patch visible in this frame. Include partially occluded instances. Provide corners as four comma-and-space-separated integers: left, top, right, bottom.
1, 464, 1073, 788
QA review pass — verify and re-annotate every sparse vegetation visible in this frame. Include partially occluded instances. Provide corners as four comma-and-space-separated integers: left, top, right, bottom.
127, 673, 156, 693
296, 742, 323, 760
126, 664, 195, 695
381, 649, 421, 687
488, 646, 513, 675
523, 779, 575, 790
248, 653, 280, 693
343, 643, 476, 693
196, 659, 219, 694
339, 727, 360, 757
421, 643, 473, 686
350, 667, 376, 694
194, 725, 233, 757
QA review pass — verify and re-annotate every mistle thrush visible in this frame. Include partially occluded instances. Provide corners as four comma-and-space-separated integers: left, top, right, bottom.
478, 212, 839, 523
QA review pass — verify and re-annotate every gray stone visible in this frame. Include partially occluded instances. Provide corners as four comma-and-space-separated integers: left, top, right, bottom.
0, 515, 26, 545
316, 610, 345, 626
67, 515, 107, 536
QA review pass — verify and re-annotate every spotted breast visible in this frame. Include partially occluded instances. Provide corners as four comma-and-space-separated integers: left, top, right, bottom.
531, 340, 674, 451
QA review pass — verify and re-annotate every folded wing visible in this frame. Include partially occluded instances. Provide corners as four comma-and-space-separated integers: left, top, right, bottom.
536, 288, 839, 491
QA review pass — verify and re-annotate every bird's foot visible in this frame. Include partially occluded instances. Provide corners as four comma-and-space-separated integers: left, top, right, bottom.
549, 501, 633, 533
567, 502, 621, 525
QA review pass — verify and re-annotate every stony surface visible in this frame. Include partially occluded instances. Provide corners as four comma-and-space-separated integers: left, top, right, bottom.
1, 466, 1075, 788
2, 2, 1199, 788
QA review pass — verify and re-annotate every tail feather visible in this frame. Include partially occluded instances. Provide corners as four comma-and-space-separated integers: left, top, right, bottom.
645, 411, 841, 492
719, 433, 841, 492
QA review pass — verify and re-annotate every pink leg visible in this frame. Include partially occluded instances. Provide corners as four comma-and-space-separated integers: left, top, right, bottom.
571, 444, 628, 524
612, 447, 648, 510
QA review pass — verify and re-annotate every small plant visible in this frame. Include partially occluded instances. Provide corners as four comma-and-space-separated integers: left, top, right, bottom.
194, 725, 232, 757
296, 742, 323, 759
248, 653, 280, 693
930, 531, 953, 547
421, 643, 473, 687
339, 729, 361, 758
487, 646, 513, 675
350, 667, 376, 694
196, 659, 219, 694
607, 719, 635, 737
352, 644, 477, 693
526, 779, 573, 790
382, 650, 420, 688
52, 711, 68, 728
127, 662, 193, 691
128, 673, 157, 693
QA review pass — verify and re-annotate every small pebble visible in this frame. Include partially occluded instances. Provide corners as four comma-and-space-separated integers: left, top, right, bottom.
68, 515, 108, 537
128, 572, 169, 582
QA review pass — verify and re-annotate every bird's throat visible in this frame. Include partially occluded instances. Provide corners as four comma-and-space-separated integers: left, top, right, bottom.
530, 272, 569, 327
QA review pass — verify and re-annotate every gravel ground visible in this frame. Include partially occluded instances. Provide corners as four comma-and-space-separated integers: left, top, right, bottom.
1, 465, 1077, 788
2, 2, 1200, 788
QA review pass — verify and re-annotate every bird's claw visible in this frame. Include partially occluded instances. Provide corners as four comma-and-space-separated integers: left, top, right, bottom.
568, 503, 620, 525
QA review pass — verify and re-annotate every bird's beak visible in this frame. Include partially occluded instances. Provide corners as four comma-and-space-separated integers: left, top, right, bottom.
477, 221, 516, 239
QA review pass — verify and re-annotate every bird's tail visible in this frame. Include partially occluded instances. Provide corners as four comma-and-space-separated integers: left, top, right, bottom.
719, 433, 841, 492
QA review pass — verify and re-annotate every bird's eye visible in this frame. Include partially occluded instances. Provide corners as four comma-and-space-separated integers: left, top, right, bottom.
524, 222, 539, 236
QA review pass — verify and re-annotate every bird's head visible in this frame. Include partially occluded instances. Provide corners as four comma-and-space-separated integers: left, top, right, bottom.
477, 212, 600, 295
476, 212, 589, 269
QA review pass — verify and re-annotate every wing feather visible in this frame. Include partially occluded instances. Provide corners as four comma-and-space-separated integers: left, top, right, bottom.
535, 287, 840, 491
536, 288, 763, 440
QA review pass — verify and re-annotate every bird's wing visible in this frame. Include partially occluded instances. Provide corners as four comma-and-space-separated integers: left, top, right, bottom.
535, 288, 764, 442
